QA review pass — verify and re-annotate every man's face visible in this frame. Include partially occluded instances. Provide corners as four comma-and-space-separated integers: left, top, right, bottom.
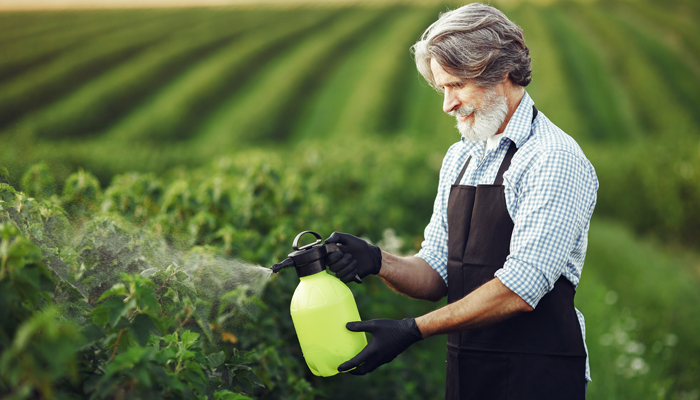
430, 58, 509, 142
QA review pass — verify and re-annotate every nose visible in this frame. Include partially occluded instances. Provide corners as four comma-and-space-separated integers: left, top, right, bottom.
443, 88, 460, 114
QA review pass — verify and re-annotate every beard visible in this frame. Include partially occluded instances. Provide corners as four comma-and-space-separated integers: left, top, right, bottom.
449, 89, 509, 142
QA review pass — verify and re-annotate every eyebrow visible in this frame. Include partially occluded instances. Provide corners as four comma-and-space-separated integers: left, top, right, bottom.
435, 78, 466, 90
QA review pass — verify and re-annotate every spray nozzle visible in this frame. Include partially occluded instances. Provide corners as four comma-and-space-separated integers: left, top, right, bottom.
269, 231, 362, 283
270, 257, 295, 273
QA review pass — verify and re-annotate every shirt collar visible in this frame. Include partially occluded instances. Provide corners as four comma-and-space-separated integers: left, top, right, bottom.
460, 90, 535, 155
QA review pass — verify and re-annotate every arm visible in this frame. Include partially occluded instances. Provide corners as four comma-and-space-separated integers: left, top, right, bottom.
415, 277, 532, 338
377, 251, 446, 302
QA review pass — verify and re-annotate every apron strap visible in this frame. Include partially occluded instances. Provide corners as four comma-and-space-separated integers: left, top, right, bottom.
454, 156, 472, 185
493, 105, 538, 185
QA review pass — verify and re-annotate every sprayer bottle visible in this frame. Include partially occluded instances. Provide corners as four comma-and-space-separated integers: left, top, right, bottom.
270, 231, 367, 377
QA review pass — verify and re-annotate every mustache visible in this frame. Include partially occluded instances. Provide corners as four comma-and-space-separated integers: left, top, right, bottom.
448, 105, 476, 118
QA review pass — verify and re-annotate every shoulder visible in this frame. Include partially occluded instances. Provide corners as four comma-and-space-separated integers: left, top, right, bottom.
509, 112, 598, 187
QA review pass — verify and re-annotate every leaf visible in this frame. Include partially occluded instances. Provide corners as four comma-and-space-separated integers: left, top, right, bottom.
91, 297, 122, 328
129, 313, 157, 347
207, 351, 226, 369
176, 280, 197, 304
140, 268, 159, 278
180, 330, 200, 349
213, 389, 253, 400
138, 288, 160, 315
233, 366, 265, 393
77, 323, 106, 350
97, 283, 127, 301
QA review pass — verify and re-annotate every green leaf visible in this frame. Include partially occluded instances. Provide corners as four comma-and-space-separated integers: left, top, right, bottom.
207, 351, 226, 369
129, 313, 156, 347
140, 268, 159, 278
108, 297, 132, 328
176, 280, 197, 304
163, 332, 178, 344
213, 390, 253, 400
91, 297, 122, 328
180, 330, 199, 349
97, 283, 127, 301
138, 287, 160, 315
77, 323, 106, 350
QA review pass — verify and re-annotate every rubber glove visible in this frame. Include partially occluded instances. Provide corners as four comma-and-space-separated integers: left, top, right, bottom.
325, 232, 382, 283
338, 318, 423, 375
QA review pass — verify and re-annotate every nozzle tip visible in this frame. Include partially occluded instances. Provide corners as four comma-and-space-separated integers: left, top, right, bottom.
270, 258, 294, 273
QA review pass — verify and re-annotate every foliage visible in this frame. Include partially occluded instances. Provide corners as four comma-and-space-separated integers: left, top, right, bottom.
0, 183, 263, 399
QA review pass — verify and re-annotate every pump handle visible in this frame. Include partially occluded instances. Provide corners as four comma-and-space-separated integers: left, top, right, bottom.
292, 231, 323, 251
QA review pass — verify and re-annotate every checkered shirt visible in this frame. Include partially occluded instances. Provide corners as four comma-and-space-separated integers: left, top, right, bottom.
416, 91, 598, 381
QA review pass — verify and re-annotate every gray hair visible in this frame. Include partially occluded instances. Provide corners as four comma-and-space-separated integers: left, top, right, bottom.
411, 3, 532, 89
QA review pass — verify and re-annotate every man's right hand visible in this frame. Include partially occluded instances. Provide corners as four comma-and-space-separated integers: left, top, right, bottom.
325, 232, 382, 283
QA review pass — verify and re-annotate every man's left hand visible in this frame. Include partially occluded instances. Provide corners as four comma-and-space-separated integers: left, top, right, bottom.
338, 318, 423, 375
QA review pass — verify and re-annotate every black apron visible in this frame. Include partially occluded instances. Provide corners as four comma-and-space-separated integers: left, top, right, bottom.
445, 107, 586, 400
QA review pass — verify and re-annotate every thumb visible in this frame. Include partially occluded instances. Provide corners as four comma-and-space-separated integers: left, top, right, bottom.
325, 231, 347, 245
346, 320, 372, 333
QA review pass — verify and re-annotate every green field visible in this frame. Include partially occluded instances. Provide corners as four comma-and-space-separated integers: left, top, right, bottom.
1, 0, 700, 398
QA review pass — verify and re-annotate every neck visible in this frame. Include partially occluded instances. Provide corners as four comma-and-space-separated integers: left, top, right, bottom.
496, 84, 525, 135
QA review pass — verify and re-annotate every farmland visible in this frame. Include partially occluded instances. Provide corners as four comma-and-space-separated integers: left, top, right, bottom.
1, 0, 700, 399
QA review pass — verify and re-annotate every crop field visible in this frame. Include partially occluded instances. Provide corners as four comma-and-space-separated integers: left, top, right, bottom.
1, 0, 700, 399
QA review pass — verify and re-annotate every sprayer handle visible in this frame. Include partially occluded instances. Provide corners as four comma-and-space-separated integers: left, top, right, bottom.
293, 231, 323, 251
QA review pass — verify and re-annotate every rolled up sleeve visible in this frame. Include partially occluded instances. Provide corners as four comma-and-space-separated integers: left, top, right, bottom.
496, 149, 596, 308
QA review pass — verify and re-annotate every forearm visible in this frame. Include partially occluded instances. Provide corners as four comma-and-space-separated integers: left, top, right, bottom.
415, 277, 533, 338
377, 251, 447, 302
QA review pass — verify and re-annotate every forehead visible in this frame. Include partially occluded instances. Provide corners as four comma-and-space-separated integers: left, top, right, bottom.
430, 58, 462, 86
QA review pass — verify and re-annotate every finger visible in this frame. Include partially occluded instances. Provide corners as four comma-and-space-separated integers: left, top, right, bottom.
335, 260, 358, 283
346, 320, 374, 333
328, 253, 353, 273
325, 231, 343, 244
326, 250, 344, 265
337, 343, 373, 372
349, 360, 377, 375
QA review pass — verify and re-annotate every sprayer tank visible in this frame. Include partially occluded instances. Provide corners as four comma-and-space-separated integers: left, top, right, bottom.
290, 270, 367, 377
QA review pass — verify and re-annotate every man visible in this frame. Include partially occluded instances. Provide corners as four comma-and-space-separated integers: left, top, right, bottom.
325, 3, 598, 399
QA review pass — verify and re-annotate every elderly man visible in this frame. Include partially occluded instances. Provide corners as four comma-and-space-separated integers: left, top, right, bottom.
326, 3, 598, 399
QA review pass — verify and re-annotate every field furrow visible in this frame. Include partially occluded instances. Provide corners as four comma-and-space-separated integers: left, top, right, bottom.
195, 7, 400, 147
571, 3, 697, 138
0, 11, 168, 83
0, 12, 206, 129
89, 8, 338, 144
327, 8, 437, 138
11, 13, 271, 141
290, 7, 435, 142
609, 2, 700, 129
541, 6, 634, 142
511, 5, 589, 140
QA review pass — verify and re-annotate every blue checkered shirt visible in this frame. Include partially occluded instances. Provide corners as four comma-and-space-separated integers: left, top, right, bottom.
416, 91, 598, 381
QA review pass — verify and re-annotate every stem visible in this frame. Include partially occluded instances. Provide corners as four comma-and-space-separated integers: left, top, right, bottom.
111, 329, 126, 362
179, 306, 192, 327
155, 271, 177, 295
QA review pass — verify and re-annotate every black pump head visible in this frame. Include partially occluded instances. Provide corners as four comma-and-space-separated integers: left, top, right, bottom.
270, 231, 361, 283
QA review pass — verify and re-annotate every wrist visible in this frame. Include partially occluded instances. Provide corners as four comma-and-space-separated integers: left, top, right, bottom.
405, 317, 424, 341
414, 315, 432, 339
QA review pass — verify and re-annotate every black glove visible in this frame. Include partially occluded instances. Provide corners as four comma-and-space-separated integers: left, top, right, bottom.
338, 318, 423, 375
325, 232, 382, 283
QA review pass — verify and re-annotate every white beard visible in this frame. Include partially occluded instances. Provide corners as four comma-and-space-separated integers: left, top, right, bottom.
449, 90, 509, 142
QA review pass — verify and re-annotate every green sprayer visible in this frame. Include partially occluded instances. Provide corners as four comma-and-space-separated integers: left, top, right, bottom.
270, 231, 367, 376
